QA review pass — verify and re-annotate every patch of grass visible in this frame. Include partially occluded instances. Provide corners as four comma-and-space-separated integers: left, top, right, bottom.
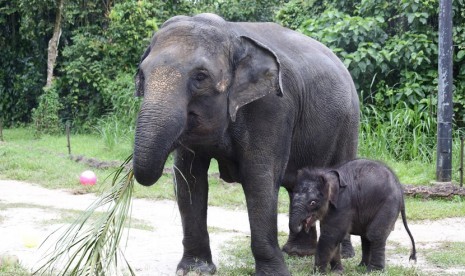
2, 126, 464, 222
405, 197, 465, 221
0, 256, 30, 276
0, 202, 153, 231
424, 242, 465, 267
218, 234, 421, 275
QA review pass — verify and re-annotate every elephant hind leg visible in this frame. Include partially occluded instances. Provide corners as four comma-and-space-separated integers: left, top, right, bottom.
359, 236, 371, 267
340, 234, 355, 259
366, 238, 387, 271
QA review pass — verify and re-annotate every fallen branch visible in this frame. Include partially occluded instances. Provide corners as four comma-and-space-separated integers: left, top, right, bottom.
403, 183, 465, 199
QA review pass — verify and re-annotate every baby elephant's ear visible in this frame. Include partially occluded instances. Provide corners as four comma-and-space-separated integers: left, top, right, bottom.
323, 171, 341, 208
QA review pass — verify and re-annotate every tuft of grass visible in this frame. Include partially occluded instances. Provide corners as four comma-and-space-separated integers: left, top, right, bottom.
424, 242, 465, 267
0, 256, 30, 276
96, 116, 135, 151
405, 197, 465, 221
358, 104, 464, 185
34, 156, 136, 275
218, 233, 421, 275
359, 103, 436, 163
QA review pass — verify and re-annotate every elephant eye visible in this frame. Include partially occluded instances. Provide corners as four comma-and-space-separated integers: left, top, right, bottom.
194, 72, 208, 81
310, 201, 317, 206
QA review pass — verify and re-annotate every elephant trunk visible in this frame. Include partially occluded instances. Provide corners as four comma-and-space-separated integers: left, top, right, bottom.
133, 101, 186, 186
289, 206, 306, 233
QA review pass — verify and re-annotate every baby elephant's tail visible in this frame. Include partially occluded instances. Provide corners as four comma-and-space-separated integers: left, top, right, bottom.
401, 199, 417, 262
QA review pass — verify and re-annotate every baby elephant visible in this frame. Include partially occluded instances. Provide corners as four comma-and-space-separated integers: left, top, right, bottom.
290, 159, 416, 273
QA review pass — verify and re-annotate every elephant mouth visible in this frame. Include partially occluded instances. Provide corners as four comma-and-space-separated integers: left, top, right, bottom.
303, 215, 317, 233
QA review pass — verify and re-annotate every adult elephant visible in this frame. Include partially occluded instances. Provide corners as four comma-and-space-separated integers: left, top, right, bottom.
133, 13, 359, 275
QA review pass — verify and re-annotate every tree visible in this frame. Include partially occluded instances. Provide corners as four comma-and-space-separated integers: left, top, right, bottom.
45, 0, 65, 88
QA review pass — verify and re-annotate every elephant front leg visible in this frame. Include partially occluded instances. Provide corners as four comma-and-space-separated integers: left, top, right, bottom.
243, 173, 290, 276
174, 150, 216, 275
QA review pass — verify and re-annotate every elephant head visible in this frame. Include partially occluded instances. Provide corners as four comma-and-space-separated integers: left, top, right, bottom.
289, 169, 343, 233
133, 14, 283, 186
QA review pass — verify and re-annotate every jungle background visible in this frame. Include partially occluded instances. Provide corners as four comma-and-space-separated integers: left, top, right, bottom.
1, 0, 465, 178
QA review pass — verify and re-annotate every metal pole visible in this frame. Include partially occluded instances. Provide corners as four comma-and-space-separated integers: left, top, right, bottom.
66, 121, 71, 156
436, 0, 454, 182
0, 117, 3, 142
460, 137, 464, 187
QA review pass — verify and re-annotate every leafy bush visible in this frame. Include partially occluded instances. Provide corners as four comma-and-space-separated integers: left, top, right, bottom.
359, 103, 437, 162
197, 0, 287, 22
277, 0, 465, 130
96, 72, 141, 149
55, 1, 166, 132
32, 83, 63, 136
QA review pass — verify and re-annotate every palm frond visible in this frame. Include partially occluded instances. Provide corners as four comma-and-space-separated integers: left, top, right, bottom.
34, 155, 135, 276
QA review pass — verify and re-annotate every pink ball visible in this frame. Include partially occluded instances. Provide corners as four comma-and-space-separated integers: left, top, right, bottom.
80, 170, 97, 186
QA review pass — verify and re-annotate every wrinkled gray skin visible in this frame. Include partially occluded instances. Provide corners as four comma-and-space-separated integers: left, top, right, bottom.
290, 159, 417, 273
133, 13, 359, 275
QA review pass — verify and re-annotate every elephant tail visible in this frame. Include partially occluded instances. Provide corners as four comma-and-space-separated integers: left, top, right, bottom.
401, 198, 417, 262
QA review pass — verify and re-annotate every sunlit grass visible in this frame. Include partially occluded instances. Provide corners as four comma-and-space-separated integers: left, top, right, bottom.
424, 242, 465, 267
218, 233, 421, 275
405, 197, 465, 221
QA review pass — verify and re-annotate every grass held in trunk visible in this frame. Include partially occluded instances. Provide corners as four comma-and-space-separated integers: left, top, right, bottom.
34, 155, 135, 276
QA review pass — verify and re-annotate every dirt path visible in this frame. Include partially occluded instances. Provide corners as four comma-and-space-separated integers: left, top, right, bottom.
0, 179, 464, 275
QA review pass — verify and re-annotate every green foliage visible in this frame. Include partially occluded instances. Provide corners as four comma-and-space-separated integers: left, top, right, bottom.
94, 72, 140, 150
359, 103, 437, 162
32, 84, 63, 136
56, 1, 163, 132
279, 0, 465, 130
276, 0, 326, 28
197, 0, 288, 22
2, 0, 465, 166
0, 0, 58, 126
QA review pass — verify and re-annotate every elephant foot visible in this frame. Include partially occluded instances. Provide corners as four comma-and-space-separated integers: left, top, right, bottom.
330, 263, 344, 274
366, 264, 384, 272
255, 259, 290, 276
282, 241, 316, 256
340, 238, 355, 259
282, 227, 317, 256
176, 257, 217, 275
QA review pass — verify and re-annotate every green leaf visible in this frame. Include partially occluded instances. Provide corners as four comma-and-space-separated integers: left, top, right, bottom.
457, 50, 465, 60
407, 13, 415, 24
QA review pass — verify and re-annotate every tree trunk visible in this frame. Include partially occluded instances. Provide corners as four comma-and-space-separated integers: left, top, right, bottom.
46, 0, 65, 88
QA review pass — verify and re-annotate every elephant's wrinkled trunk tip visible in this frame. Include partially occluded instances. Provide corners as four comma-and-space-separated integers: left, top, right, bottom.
133, 163, 163, 186
289, 221, 303, 234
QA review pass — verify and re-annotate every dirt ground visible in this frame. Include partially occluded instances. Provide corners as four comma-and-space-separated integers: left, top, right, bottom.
0, 179, 464, 275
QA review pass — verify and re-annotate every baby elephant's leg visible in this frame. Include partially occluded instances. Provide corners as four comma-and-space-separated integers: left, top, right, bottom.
315, 229, 345, 273
367, 198, 399, 271
366, 238, 386, 271
359, 236, 371, 267
330, 245, 344, 273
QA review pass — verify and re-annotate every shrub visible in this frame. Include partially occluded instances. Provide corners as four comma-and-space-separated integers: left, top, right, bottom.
32, 84, 63, 136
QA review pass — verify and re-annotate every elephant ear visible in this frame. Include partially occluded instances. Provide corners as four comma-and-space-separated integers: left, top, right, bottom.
134, 45, 152, 97
323, 170, 344, 209
228, 36, 284, 122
